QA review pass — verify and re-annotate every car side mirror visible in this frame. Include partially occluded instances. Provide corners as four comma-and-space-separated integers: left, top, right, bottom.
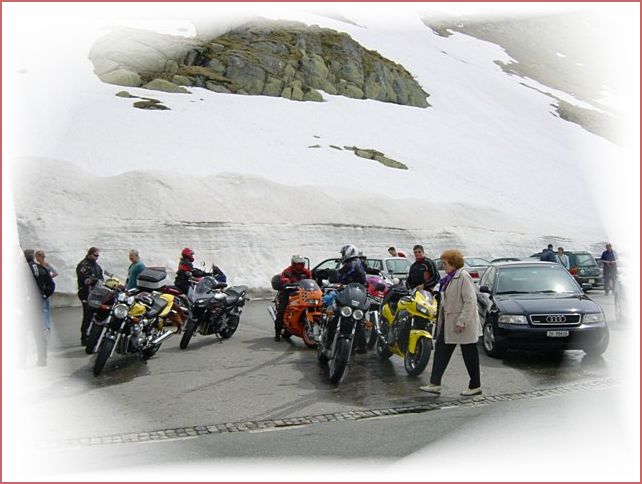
581, 283, 593, 292
479, 285, 491, 294
328, 269, 339, 284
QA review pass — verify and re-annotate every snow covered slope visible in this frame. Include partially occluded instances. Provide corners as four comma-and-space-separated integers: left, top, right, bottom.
6, 6, 633, 296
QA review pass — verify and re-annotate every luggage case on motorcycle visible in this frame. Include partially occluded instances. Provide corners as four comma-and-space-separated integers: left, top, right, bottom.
137, 267, 168, 290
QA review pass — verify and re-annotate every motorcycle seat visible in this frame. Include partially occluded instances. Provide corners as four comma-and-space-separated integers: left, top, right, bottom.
146, 296, 169, 318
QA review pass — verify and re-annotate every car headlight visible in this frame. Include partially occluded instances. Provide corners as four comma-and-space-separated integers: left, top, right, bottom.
340, 306, 353, 317
113, 303, 129, 320
579, 268, 586, 275
583, 312, 605, 324
498, 314, 528, 325
352, 309, 364, 320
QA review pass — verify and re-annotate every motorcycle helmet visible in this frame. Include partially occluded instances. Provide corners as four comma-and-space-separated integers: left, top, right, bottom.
340, 244, 359, 262
291, 254, 306, 270
181, 247, 195, 262
358, 250, 367, 261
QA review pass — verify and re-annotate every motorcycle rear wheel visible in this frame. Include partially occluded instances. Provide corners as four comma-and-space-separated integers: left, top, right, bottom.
219, 315, 240, 339
328, 338, 351, 384
179, 318, 197, 350
404, 336, 431, 377
93, 337, 115, 376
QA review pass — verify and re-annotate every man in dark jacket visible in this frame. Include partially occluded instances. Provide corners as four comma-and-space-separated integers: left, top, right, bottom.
274, 255, 312, 342
338, 245, 366, 285
76, 247, 104, 345
600, 242, 617, 295
406, 244, 439, 292
540, 244, 557, 263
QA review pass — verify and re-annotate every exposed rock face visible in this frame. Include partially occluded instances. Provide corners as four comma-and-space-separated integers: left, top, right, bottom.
89, 20, 429, 108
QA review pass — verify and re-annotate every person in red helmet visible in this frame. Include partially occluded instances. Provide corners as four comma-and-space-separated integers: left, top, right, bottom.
274, 255, 312, 342
174, 247, 207, 294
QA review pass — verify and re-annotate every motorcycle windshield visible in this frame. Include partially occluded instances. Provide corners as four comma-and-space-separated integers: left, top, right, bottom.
194, 276, 219, 297
336, 282, 367, 308
298, 279, 320, 291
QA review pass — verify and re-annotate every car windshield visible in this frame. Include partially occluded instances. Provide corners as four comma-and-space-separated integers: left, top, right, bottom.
433, 259, 445, 270
366, 259, 384, 271
315, 259, 339, 271
465, 258, 491, 267
385, 258, 411, 273
495, 266, 580, 294
573, 253, 597, 267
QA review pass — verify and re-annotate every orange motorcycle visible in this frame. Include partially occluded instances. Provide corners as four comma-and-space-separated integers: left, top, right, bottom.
268, 279, 324, 348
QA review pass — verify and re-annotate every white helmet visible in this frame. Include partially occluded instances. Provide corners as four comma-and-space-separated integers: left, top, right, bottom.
340, 244, 359, 262
291, 254, 306, 265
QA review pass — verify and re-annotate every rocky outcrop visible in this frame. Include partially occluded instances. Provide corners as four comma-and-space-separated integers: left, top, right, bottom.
89, 20, 429, 108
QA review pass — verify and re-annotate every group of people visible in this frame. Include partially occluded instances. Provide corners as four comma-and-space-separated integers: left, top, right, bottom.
540, 242, 618, 294
272, 243, 483, 396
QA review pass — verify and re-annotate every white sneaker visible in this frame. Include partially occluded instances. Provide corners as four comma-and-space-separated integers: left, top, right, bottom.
460, 387, 482, 396
420, 384, 441, 394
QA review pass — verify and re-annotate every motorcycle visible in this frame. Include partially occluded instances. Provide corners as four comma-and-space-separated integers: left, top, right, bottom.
93, 291, 175, 376
267, 277, 324, 348
84, 272, 125, 354
179, 275, 248, 350
136, 266, 191, 333
374, 287, 437, 376
317, 280, 369, 384
363, 274, 393, 350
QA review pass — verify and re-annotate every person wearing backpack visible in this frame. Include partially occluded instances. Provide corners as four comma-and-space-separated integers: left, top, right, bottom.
24, 249, 55, 365
35, 250, 57, 333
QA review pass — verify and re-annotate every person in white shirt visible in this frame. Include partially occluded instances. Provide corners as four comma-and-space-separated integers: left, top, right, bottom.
556, 247, 570, 270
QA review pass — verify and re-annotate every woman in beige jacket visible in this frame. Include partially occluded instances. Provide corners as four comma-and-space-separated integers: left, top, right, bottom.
421, 249, 483, 396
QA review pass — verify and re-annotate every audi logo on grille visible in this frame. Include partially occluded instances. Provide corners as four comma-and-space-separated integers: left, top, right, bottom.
546, 315, 567, 323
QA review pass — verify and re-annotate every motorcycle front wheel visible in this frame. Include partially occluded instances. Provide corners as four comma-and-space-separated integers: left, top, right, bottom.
404, 336, 431, 376
85, 324, 103, 354
179, 318, 197, 350
302, 319, 318, 349
93, 337, 115, 376
219, 315, 240, 339
328, 338, 351, 384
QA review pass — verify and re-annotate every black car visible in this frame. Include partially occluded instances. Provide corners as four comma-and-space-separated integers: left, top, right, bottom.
477, 261, 609, 358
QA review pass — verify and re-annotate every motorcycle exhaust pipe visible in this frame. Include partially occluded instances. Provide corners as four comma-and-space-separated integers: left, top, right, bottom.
151, 330, 173, 345
267, 306, 276, 322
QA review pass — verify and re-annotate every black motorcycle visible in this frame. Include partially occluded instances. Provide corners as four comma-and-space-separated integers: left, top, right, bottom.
179, 276, 248, 350
317, 280, 369, 384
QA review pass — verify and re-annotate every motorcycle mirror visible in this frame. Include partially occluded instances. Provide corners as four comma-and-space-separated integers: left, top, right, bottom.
392, 277, 400, 285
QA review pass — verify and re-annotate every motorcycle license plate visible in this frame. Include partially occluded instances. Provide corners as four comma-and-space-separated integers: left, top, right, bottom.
589, 279, 595, 283
547, 330, 569, 338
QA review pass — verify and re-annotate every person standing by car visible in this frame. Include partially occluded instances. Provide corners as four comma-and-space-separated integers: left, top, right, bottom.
388, 246, 407, 258
420, 249, 482, 396
556, 247, 570, 269
274, 255, 312, 342
406, 245, 439, 292
76, 247, 103, 346
600, 242, 617, 295
540, 244, 556, 262
126, 249, 146, 290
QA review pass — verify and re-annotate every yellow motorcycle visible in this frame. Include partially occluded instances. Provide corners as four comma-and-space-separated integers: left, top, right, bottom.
373, 287, 437, 376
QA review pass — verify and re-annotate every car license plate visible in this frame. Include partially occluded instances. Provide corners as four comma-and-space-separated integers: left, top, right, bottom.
589, 279, 595, 283
547, 330, 569, 338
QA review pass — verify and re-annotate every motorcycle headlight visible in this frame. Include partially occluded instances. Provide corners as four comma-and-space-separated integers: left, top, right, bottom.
117, 292, 126, 302
417, 305, 429, 315
352, 309, 364, 320
498, 314, 528, 325
340, 306, 353, 318
307, 300, 320, 305
113, 303, 129, 320
583, 312, 605, 324
196, 298, 208, 305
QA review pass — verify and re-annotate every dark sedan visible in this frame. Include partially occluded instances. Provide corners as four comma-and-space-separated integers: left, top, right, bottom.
477, 261, 609, 358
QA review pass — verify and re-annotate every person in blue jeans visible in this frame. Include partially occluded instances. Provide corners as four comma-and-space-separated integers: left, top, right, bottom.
35, 250, 58, 334
600, 243, 617, 295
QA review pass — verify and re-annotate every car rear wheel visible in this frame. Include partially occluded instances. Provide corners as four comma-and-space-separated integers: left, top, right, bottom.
482, 320, 506, 358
